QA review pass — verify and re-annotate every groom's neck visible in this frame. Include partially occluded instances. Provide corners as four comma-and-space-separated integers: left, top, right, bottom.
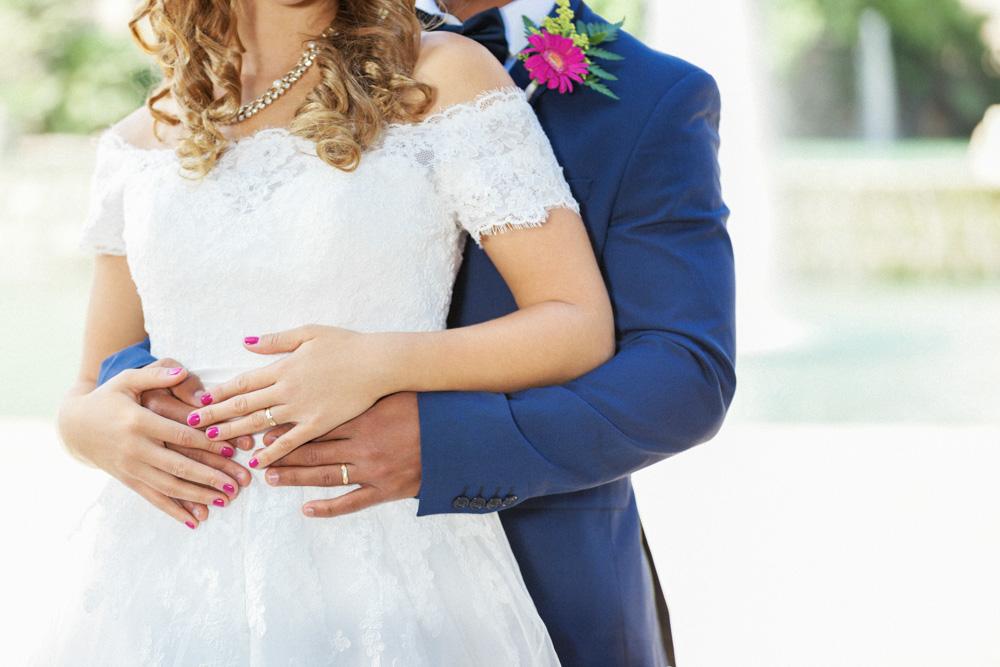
438, 0, 516, 21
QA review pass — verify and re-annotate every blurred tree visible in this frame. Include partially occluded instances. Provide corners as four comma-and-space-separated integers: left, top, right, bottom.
0, 0, 154, 133
764, 0, 1000, 138
588, 0, 644, 38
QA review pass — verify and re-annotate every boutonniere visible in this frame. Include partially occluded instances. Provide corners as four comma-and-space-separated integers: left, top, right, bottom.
519, 0, 624, 101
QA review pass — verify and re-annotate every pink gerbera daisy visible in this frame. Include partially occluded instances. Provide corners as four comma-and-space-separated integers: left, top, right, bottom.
523, 31, 590, 94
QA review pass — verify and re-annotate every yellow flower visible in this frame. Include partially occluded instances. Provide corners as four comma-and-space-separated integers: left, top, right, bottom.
542, 0, 577, 36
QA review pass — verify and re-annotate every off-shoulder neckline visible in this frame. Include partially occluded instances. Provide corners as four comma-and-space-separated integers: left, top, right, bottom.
103, 86, 527, 155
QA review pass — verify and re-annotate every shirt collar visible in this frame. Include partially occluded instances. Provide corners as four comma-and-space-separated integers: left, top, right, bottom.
414, 0, 557, 62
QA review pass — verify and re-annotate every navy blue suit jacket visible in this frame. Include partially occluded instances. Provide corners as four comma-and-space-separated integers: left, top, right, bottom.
98, 3, 736, 664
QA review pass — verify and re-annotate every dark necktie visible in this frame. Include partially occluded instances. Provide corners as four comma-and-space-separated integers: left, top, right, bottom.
416, 7, 510, 65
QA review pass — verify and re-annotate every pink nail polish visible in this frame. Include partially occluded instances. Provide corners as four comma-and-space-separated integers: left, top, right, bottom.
185, 521, 196, 529
200, 393, 213, 406
207, 427, 219, 439
213, 499, 225, 507
187, 413, 201, 427
245, 336, 260, 345
220, 446, 234, 458
249, 458, 259, 469
169, 367, 183, 376
223, 484, 236, 494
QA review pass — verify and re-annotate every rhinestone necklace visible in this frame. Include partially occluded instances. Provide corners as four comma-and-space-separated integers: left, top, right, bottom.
231, 27, 336, 124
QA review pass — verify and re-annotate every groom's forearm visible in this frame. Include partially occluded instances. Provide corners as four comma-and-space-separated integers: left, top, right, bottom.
416, 329, 734, 514
97, 336, 157, 386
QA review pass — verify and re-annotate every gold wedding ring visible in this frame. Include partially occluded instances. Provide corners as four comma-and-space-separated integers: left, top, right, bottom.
341, 464, 350, 486
264, 407, 277, 427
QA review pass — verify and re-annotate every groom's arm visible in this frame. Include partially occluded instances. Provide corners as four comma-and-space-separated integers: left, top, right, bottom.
416, 68, 735, 514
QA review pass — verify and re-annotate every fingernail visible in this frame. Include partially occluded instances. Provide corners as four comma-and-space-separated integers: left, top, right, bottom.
213, 498, 225, 507
249, 458, 259, 468
304, 507, 315, 517
187, 413, 201, 427
220, 446, 234, 457
185, 521, 196, 529
169, 367, 184, 376
244, 336, 260, 345
223, 483, 236, 494
200, 393, 213, 406
266, 470, 278, 484
207, 427, 219, 439
237, 473, 250, 485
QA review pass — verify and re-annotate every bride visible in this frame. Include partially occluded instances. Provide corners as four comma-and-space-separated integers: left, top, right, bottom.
46, 0, 614, 664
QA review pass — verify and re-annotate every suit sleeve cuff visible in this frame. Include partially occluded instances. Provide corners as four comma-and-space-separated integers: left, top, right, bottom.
416, 390, 530, 516
97, 337, 155, 386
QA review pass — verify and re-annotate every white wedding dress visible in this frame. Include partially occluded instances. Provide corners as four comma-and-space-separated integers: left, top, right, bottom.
40, 88, 575, 666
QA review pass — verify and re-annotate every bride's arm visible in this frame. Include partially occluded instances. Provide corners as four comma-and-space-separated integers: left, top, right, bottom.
59, 254, 241, 527
381, 210, 614, 393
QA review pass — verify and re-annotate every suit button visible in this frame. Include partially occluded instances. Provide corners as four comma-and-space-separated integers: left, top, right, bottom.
486, 497, 503, 510
501, 495, 518, 507
469, 496, 486, 510
453, 496, 470, 509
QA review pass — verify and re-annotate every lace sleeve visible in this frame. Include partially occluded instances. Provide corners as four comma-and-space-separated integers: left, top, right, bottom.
78, 131, 129, 256
427, 88, 579, 246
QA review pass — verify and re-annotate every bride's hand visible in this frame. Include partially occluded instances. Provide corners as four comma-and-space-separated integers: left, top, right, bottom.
59, 366, 242, 528
189, 325, 392, 469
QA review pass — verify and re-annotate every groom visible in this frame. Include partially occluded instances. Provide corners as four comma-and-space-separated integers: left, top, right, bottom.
99, 1, 735, 664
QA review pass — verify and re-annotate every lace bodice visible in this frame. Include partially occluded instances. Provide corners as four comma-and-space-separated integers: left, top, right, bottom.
79, 87, 578, 374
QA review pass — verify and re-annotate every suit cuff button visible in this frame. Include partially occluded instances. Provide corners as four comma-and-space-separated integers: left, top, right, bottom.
501, 495, 518, 507
453, 496, 471, 509
486, 497, 503, 510
469, 496, 486, 510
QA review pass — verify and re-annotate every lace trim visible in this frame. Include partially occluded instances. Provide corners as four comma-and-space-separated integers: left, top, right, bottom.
388, 86, 527, 129
84, 85, 578, 251
470, 199, 581, 245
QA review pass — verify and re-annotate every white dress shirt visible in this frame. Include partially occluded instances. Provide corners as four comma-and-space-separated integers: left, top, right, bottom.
414, 0, 556, 67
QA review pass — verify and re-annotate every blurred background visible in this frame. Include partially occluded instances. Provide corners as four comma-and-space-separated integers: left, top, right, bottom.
1, 0, 999, 664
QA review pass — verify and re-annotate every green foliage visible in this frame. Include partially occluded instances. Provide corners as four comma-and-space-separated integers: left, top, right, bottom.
587, 62, 619, 81
764, 0, 1000, 138
582, 78, 619, 100
586, 47, 624, 61
0, 0, 155, 134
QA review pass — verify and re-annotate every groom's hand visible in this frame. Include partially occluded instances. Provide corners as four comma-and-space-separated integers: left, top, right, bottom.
142, 359, 254, 520
263, 392, 421, 518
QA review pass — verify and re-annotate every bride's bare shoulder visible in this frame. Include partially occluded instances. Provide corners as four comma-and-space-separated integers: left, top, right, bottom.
414, 31, 515, 114
112, 99, 181, 150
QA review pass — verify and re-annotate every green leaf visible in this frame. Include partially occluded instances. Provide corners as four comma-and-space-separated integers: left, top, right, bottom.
601, 20, 624, 43
587, 47, 624, 61
587, 63, 619, 81
522, 15, 538, 35
588, 31, 608, 45
576, 20, 588, 36
583, 78, 620, 100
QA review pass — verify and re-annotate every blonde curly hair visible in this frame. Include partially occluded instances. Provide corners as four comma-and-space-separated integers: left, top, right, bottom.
129, 0, 433, 177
